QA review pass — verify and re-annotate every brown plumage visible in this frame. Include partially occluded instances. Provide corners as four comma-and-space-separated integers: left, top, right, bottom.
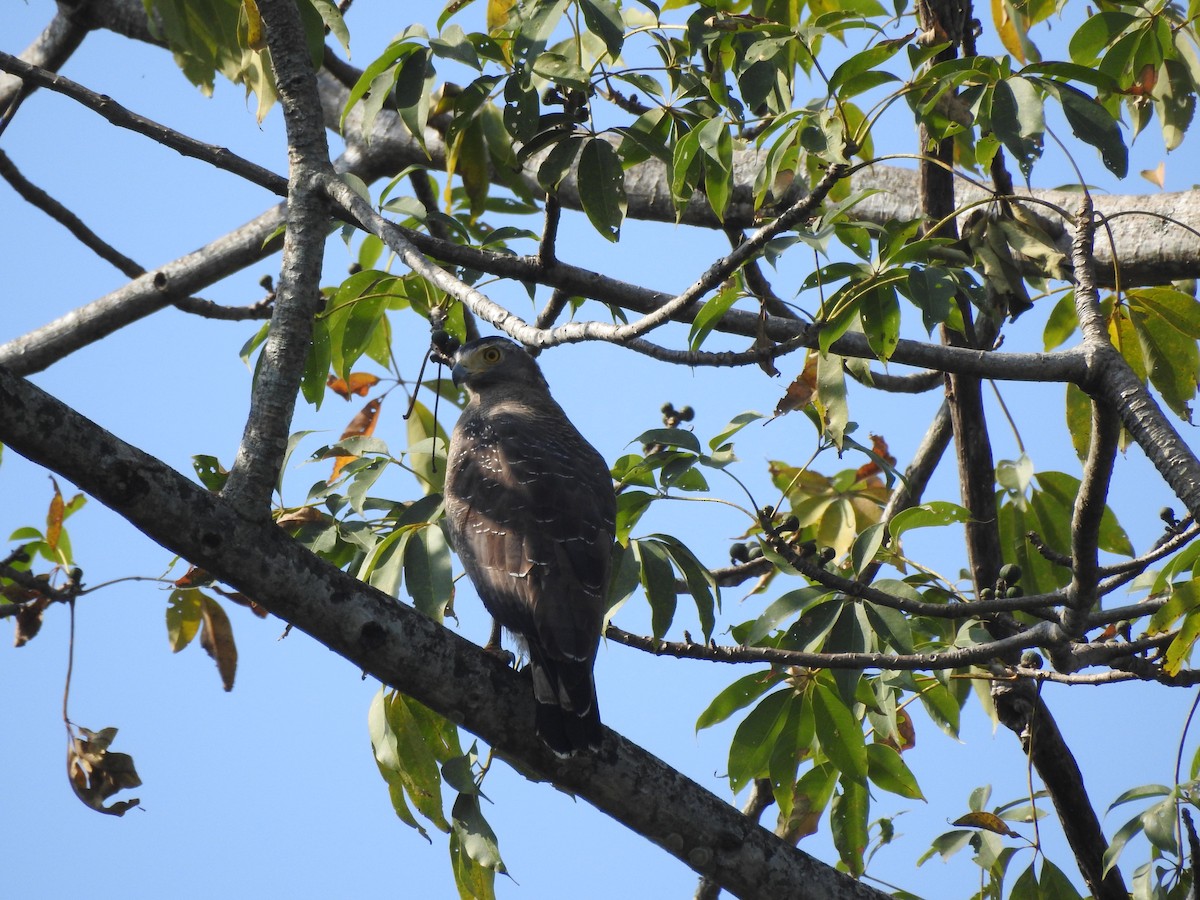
443, 337, 615, 755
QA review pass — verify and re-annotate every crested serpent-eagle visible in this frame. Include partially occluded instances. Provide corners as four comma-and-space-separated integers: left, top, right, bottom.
443, 336, 616, 756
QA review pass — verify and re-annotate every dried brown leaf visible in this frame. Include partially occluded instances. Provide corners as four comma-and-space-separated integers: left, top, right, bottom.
14, 595, 50, 647
67, 726, 142, 817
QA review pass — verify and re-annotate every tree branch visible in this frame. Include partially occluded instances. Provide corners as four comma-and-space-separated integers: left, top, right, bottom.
221, 0, 335, 516
0, 6, 89, 134
0, 51, 288, 197
0, 365, 890, 900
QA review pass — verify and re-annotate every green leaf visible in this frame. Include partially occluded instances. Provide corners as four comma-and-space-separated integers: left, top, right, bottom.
866, 742, 924, 799
1068, 12, 1136, 65
990, 76, 1044, 180
634, 427, 701, 453
813, 682, 867, 779
831, 774, 869, 876
742, 587, 829, 644
913, 673, 961, 738
306, 0, 350, 55
1043, 291, 1079, 350
394, 47, 435, 152
815, 351, 849, 449
708, 411, 763, 452
577, 138, 627, 241
1165, 607, 1200, 675
403, 526, 454, 622
634, 539, 677, 639
650, 533, 719, 640
430, 25, 482, 70
1036, 471, 1134, 556
1037, 859, 1084, 899
451, 792, 507, 873
888, 501, 973, 540
689, 281, 742, 351
407, 399, 449, 495
1129, 287, 1200, 339
531, 51, 589, 90
370, 689, 452, 837
828, 40, 906, 97
1130, 305, 1199, 421
1064, 383, 1091, 462
905, 267, 957, 334
1044, 81, 1128, 177
696, 670, 781, 731
850, 523, 886, 577
341, 40, 419, 132
580, 0, 624, 59
728, 689, 792, 793
859, 285, 901, 362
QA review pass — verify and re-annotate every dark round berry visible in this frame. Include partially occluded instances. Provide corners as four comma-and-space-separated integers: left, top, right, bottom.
729, 542, 750, 563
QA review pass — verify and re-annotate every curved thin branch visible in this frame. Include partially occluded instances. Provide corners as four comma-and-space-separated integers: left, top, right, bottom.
0, 51, 287, 195
605, 622, 1057, 671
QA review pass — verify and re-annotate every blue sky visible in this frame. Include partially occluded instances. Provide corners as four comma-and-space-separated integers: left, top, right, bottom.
3, 1, 1198, 897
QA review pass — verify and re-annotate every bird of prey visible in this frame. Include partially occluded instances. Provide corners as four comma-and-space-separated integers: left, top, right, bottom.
443, 336, 616, 756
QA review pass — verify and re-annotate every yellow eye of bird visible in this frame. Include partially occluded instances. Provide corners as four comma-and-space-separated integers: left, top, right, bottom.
481, 347, 502, 363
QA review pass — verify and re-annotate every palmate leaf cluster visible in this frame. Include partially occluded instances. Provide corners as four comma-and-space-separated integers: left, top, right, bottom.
8, 0, 1200, 897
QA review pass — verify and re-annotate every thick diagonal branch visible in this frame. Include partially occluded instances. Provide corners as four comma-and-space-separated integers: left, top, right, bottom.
0, 367, 889, 900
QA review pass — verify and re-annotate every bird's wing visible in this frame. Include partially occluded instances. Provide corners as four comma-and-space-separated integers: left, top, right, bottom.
444, 405, 614, 662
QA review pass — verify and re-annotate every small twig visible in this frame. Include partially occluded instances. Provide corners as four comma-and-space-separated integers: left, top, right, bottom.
538, 194, 561, 268
0, 51, 288, 197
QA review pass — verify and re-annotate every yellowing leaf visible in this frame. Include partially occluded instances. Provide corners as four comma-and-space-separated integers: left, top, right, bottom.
199, 596, 238, 691
952, 810, 1022, 837
487, 0, 515, 33
242, 0, 267, 50
45, 478, 64, 551
1141, 162, 1166, 189
167, 588, 204, 652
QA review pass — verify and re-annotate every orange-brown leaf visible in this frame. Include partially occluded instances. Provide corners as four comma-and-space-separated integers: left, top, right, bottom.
331, 398, 383, 482
276, 506, 330, 528
327, 372, 381, 399
199, 596, 238, 691
212, 586, 270, 619
879, 707, 917, 752
774, 353, 819, 417
1127, 63, 1157, 96
46, 478, 64, 551
174, 566, 213, 588
855, 433, 897, 480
